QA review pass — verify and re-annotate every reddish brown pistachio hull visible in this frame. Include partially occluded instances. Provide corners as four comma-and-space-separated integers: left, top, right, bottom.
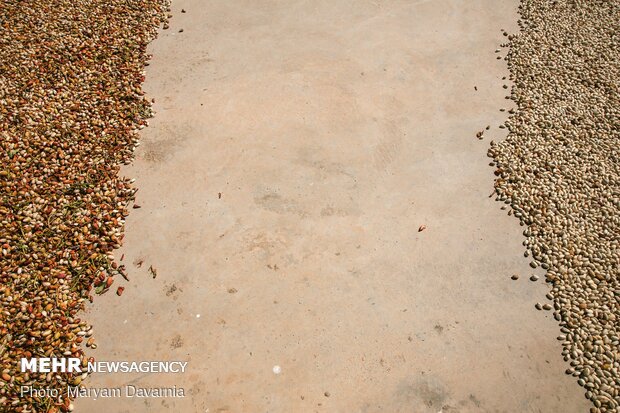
0, 0, 168, 411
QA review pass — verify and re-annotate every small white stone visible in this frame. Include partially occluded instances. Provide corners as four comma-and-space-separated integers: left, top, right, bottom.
272, 365, 281, 374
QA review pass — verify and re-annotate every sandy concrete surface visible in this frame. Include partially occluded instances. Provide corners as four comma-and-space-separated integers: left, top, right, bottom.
78, 1, 589, 412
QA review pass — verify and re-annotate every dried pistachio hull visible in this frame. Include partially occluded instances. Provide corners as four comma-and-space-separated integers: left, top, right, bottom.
0, 0, 168, 411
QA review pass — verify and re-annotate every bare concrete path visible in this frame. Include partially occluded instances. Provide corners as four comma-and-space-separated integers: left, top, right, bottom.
79, 1, 588, 412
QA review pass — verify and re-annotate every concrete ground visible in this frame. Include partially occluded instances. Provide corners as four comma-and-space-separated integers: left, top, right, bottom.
78, 1, 589, 412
